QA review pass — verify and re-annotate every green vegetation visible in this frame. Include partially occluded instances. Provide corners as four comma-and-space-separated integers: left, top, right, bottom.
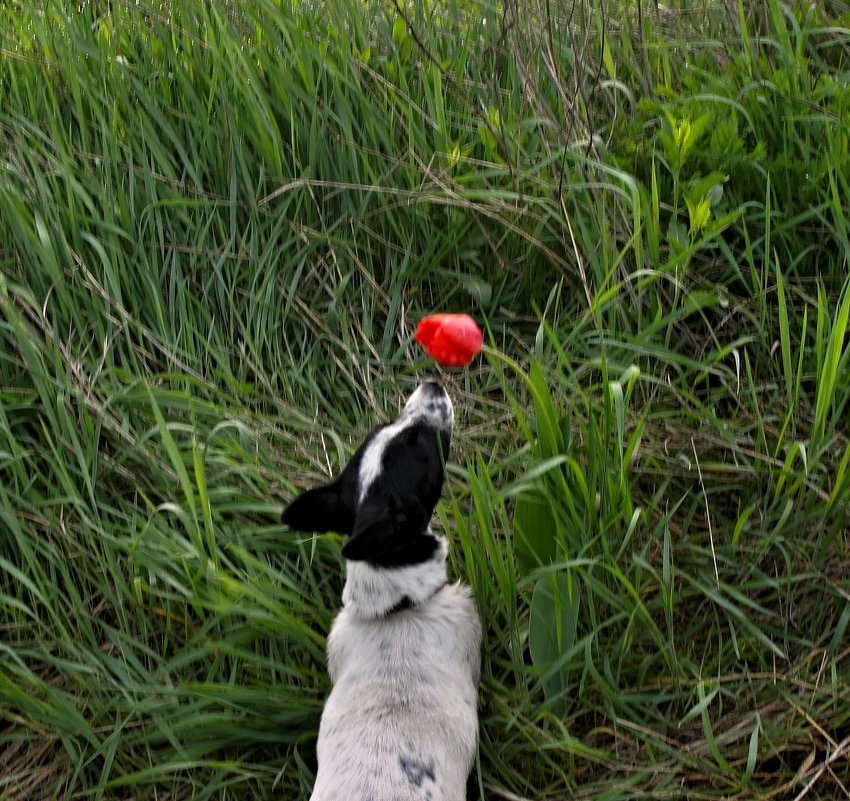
2, 0, 849, 798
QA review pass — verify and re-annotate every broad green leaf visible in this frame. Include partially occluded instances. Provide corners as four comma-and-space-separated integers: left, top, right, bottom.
514, 492, 558, 575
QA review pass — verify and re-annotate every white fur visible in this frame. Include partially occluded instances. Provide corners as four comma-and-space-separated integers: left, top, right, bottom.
357, 423, 400, 505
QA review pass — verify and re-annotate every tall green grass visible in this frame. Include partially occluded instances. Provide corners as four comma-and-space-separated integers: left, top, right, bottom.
2, 0, 849, 798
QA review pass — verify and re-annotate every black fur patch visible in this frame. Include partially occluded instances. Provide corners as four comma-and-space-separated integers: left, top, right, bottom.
399, 754, 436, 788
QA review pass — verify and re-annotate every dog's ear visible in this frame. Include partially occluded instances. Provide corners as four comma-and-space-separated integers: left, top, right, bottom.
281, 480, 354, 535
341, 494, 437, 567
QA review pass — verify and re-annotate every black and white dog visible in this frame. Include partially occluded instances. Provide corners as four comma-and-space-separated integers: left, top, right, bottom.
283, 381, 481, 801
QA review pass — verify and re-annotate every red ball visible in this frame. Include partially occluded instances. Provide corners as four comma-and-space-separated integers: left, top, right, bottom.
414, 314, 483, 367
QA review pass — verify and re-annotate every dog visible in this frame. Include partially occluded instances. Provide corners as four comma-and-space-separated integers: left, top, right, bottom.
282, 380, 481, 801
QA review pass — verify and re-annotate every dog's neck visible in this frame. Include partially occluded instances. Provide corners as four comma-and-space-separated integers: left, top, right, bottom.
342, 534, 449, 619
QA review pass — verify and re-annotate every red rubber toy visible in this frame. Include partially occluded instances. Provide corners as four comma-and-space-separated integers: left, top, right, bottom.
414, 313, 483, 367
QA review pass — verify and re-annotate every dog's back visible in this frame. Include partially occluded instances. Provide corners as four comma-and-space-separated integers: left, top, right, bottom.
282, 382, 481, 801
313, 580, 480, 801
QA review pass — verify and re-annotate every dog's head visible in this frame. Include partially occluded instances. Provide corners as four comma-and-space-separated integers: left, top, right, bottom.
282, 381, 453, 568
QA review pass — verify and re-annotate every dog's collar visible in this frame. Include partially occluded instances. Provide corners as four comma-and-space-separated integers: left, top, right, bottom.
383, 581, 447, 617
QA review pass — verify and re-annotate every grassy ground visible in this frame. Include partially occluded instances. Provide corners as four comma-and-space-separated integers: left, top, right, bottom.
2, 0, 850, 798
